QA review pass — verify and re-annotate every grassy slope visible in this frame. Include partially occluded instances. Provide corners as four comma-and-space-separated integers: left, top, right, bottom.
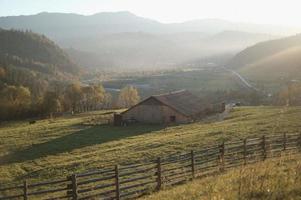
228, 33, 301, 69
0, 106, 301, 184
227, 34, 301, 91
142, 154, 301, 200
238, 46, 301, 89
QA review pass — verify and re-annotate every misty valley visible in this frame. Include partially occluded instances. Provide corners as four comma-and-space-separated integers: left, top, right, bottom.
0, 6, 301, 200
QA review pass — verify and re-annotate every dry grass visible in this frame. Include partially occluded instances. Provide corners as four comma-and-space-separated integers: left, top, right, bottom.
142, 154, 301, 200
0, 106, 300, 185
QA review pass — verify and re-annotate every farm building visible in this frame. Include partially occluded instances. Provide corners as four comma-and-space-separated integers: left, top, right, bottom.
114, 90, 225, 125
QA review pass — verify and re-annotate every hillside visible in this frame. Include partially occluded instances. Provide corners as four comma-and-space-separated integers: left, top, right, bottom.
228, 33, 301, 69
239, 46, 301, 83
0, 12, 279, 69
0, 29, 79, 75
0, 29, 80, 97
0, 29, 81, 121
227, 34, 301, 89
0, 106, 300, 184
142, 154, 301, 200
66, 32, 180, 69
65, 31, 274, 69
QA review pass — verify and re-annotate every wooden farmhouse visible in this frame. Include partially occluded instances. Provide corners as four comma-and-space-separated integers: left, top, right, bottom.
114, 90, 225, 125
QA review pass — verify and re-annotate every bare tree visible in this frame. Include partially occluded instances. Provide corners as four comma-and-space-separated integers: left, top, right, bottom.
117, 85, 140, 108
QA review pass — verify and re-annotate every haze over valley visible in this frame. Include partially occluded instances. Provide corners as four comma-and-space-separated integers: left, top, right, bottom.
1, 1, 301, 199
0, 11, 287, 69
1, 9, 301, 102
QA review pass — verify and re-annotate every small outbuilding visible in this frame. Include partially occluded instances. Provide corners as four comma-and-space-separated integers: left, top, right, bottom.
115, 90, 225, 125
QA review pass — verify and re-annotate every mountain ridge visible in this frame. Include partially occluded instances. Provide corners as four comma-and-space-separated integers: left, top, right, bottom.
65, 30, 276, 69
0, 11, 292, 69
0, 11, 299, 36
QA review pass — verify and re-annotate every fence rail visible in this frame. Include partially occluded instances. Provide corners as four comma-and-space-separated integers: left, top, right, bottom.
1, 133, 301, 200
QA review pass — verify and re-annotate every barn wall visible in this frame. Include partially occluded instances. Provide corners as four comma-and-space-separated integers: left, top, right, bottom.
163, 106, 192, 123
122, 98, 191, 124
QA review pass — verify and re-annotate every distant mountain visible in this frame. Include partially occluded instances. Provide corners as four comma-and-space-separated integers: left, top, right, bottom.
0, 11, 165, 39
174, 19, 299, 35
66, 32, 180, 69
0, 12, 298, 37
192, 31, 276, 55
65, 31, 276, 69
0, 12, 291, 69
228, 34, 301, 84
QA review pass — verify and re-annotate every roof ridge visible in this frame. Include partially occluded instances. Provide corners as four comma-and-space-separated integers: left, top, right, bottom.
152, 89, 188, 97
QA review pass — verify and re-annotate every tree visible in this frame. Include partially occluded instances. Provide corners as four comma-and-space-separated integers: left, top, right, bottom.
0, 85, 31, 119
42, 91, 62, 117
117, 85, 140, 108
92, 84, 106, 109
0, 67, 5, 78
81, 84, 106, 111
81, 86, 94, 111
103, 92, 113, 109
64, 82, 82, 112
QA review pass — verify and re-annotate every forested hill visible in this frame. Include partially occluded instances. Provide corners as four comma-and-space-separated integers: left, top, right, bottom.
0, 29, 79, 75
0, 29, 84, 121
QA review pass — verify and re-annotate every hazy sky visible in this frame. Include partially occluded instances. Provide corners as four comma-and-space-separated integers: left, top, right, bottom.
1, 0, 301, 26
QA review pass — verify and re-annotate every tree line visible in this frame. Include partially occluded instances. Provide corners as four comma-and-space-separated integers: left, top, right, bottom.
0, 66, 140, 121
0, 29, 141, 121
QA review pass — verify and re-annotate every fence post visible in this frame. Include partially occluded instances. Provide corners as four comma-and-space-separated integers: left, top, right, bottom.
23, 180, 28, 200
283, 133, 287, 151
262, 136, 267, 161
219, 141, 225, 172
115, 165, 120, 200
299, 133, 301, 152
71, 174, 78, 200
243, 139, 247, 166
191, 150, 195, 179
156, 157, 162, 191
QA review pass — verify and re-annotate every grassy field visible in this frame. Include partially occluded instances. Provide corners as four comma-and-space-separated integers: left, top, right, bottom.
141, 154, 301, 200
0, 106, 301, 185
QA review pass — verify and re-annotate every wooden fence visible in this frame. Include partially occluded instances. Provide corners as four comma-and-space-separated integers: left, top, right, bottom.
1, 133, 301, 200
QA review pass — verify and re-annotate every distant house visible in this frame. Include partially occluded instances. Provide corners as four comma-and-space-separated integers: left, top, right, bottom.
114, 90, 225, 125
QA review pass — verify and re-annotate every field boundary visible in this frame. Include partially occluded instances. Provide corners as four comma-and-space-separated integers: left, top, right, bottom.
0, 133, 300, 200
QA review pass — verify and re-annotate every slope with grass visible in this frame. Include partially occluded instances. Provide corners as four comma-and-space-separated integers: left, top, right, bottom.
142, 154, 301, 200
0, 106, 301, 185
228, 33, 301, 69
239, 46, 301, 84
227, 34, 301, 90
